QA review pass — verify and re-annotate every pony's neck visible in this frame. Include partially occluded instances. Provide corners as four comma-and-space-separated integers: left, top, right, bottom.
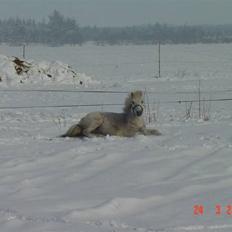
123, 105, 130, 114
124, 111, 139, 122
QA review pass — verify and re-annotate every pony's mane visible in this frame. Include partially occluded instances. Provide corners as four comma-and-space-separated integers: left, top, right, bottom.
123, 93, 132, 113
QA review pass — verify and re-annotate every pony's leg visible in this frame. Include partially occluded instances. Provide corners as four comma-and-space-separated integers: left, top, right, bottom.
139, 128, 161, 136
81, 118, 103, 138
82, 127, 100, 138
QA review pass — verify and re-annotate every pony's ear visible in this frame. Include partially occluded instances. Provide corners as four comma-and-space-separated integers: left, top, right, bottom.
130, 92, 134, 98
138, 91, 143, 97
135, 90, 143, 97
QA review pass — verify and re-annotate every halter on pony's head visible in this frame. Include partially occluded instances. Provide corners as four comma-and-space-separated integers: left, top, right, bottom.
131, 101, 143, 116
123, 90, 144, 116
129, 91, 144, 117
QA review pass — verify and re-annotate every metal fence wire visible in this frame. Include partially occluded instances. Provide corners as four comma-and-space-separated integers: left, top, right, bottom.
0, 89, 232, 110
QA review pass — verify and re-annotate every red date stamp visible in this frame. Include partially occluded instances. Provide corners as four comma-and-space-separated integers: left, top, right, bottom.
193, 204, 232, 216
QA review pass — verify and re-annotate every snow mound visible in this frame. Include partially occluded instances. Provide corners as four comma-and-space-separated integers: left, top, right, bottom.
0, 54, 93, 86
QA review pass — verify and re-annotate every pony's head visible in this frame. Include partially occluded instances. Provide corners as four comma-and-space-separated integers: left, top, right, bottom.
124, 90, 145, 117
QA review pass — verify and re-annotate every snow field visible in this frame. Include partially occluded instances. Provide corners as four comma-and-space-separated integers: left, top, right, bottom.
0, 43, 232, 231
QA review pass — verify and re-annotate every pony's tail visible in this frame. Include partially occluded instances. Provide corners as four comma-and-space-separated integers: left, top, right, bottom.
61, 124, 82, 137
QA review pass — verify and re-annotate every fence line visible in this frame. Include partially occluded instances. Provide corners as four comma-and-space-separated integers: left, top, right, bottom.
171, 98, 232, 104
0, 97, 232, 110
0, 89, 128, 94
1, 88, 232, 95
0, 103, 123, 110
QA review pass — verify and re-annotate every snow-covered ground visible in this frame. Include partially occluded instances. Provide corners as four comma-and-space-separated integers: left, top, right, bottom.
0, 43, 232, 232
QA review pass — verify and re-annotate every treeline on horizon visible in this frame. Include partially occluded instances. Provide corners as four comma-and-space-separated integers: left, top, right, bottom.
1, 10, 232, 46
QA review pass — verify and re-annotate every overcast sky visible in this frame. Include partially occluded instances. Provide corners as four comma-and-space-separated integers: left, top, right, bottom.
0, 0, 232, 26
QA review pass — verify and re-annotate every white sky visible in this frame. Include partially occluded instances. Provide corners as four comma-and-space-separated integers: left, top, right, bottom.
0, 0, 232, 26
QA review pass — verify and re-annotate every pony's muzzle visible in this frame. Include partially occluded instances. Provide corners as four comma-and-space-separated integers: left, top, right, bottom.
133, 105, 143, 116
